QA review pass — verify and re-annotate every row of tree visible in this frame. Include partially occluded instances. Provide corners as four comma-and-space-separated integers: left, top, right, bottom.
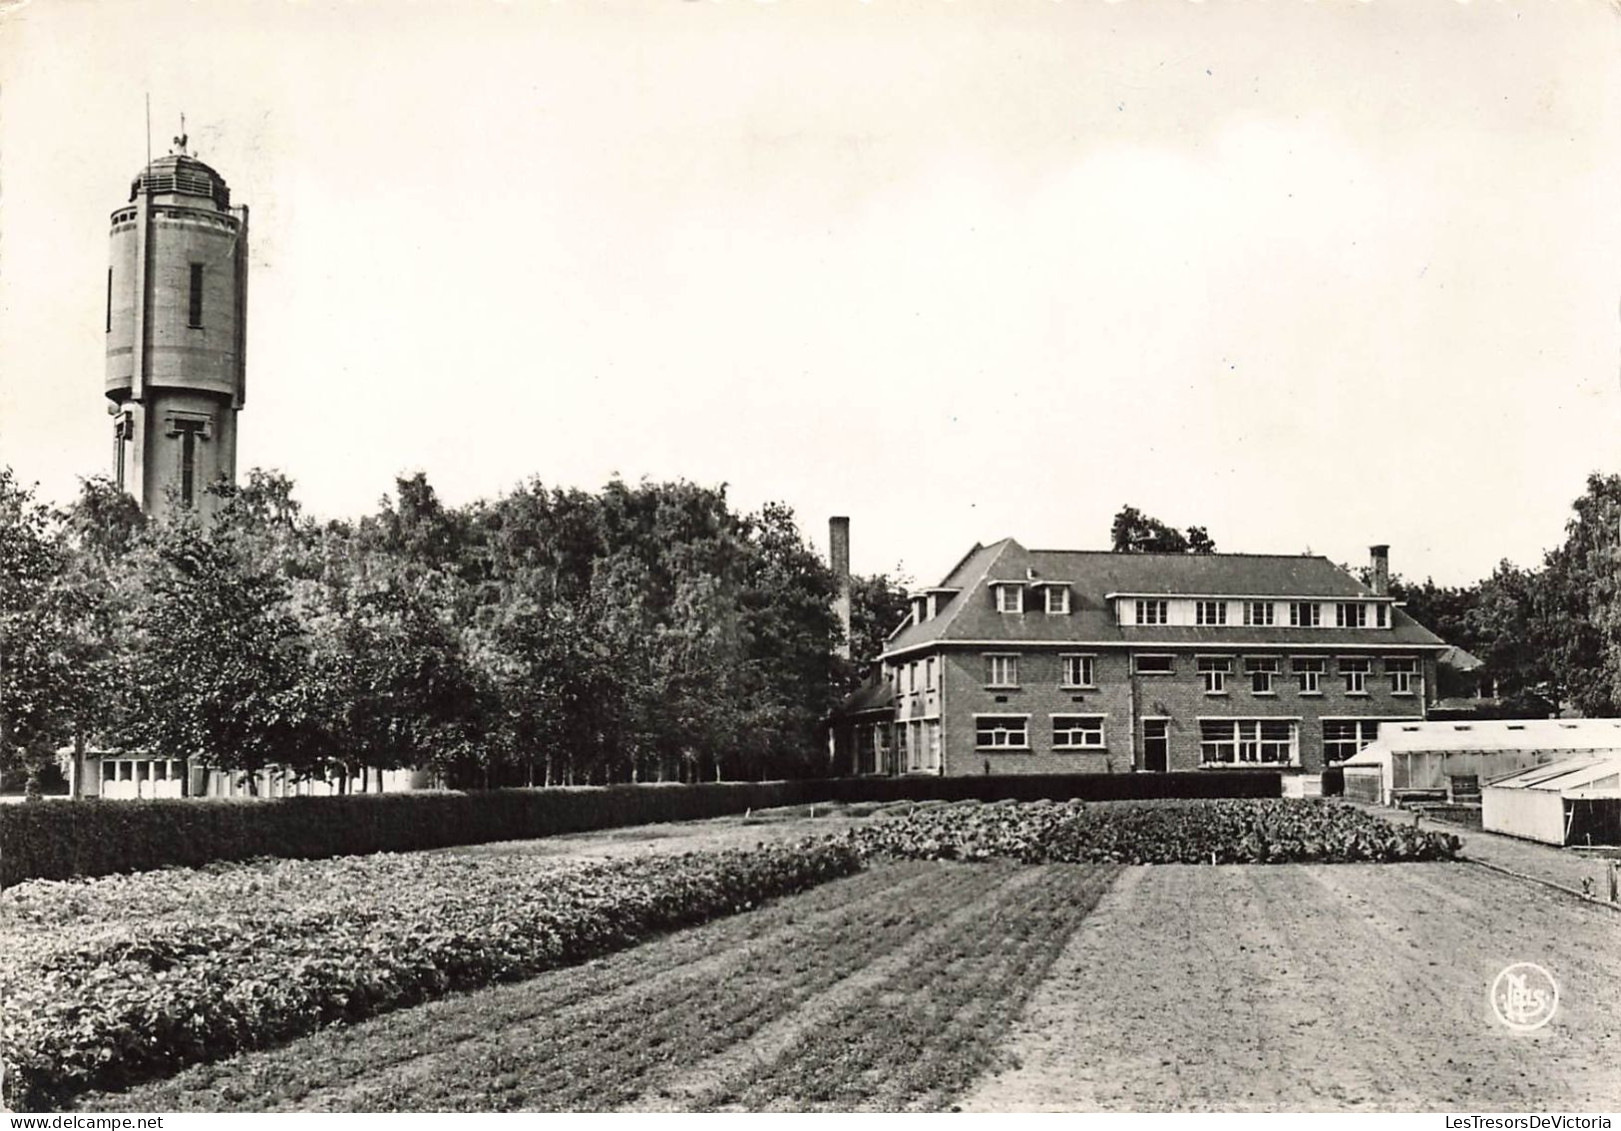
1384, 474, 1621, 718
0, 467, 911, 797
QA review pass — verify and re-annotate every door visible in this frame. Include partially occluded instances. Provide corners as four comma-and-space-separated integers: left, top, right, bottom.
1143, 719, 1170, 773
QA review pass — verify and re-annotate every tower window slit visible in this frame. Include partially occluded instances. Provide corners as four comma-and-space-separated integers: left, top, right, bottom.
188, 263, 204, 328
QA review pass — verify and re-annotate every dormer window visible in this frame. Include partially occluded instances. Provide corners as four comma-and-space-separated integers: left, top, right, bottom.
994, 584, 1024, 614
1044, 586, 1070, 615
1134, 599, 1168, 625
912, 596, 928, 624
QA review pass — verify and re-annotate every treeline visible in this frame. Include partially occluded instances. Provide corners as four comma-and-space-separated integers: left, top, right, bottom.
0, 468, 911, 797
1388, 473, 1621, 717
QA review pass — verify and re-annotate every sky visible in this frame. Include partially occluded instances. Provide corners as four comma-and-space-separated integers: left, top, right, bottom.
3, 0, 1621, 589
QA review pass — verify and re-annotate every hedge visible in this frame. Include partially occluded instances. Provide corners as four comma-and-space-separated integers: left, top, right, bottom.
0, 771, 1281, 887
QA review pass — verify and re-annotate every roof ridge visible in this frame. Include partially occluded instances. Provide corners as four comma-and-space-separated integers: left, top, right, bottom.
1026, 548, 1332, 561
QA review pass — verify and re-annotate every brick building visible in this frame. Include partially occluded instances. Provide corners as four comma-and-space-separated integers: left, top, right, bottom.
834, 539, 1446, 780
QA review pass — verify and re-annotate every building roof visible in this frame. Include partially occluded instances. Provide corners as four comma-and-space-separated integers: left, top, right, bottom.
1484, 755, 1621, 795
834, 671, 896, 716
1437, 645, 1485, 672
881, 539, 1446, 658
1346, 718, 1621, 760
129, 154, 231, 210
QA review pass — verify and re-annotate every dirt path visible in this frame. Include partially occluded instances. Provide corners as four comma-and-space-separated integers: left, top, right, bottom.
960, 862, 1621, 1112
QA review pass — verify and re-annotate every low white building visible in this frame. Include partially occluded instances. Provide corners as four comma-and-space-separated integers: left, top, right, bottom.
1482, 757, 1621, 846
1340, 718, 1621, 806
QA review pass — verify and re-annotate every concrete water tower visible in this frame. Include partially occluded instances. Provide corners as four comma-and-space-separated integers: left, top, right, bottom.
105, 132, 248, 520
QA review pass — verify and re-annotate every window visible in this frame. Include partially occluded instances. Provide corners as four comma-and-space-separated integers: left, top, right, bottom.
1135, 599, 1169, 625
188, 263, 204, 328
1336, 603, 1367, 628
1376, 603, 1389, 628
1246, 657, 1279, 695
1386, 657, 1417, 695
1060, 654, 1096, 688
907, 662, 918, 695
1290, 602, 1321, 628
924, 656, 937, 691
1045, 586, 1070, 614
976, 715, 1029, 749
1340, 657, 1370, 694
1196, 600, 1227, 626
1134, 654, 1174, 675
1200, 719, 1298, 765
106, 267, 113, 333
986, 654, 1020, 688
180, 428, 199, 507
1323, 719, 1385, 763
1053, 715, 1105, 750
995, 584, 1024, 614
1197, 656, 1231, 695
1244, 601, 1275, 627
1292, 657, 1325, 695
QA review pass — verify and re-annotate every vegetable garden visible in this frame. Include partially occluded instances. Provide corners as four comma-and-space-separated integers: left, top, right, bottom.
3, 798, 1467, 1112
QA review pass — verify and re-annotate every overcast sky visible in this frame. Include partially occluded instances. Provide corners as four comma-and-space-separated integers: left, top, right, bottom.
3, 0, 1620, 588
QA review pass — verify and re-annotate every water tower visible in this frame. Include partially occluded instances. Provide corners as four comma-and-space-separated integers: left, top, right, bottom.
105, 133, 248, 520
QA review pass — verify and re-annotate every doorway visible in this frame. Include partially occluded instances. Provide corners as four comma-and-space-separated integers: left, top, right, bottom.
1143, 719, 1169, 772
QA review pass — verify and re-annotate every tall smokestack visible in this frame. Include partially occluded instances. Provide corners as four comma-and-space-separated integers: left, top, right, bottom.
1369, 544, 1390, 597
830, 516, 852, 659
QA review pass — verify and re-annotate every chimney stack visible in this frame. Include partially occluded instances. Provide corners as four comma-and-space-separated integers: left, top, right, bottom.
830, 516, 852, 659
1369, 544, 1390, 597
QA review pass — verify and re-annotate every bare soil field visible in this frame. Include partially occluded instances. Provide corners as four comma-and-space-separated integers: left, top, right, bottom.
962, 863, 1621, 1112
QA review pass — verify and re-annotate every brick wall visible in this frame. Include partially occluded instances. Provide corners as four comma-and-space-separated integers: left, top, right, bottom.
932, 646, 1430, 776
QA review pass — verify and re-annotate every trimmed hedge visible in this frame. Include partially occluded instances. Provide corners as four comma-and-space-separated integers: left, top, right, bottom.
816, 770, 1281, 806
0, 771, 1281, 887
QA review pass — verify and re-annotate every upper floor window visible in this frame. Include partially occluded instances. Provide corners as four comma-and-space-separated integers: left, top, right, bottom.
1292, 656, 1325, 695
106, 268, 113, 333
1244, 601, 1275, 627
1196, 600, 1227, 626
1340, 657, 1370, 694
1290, 602, 1321, 627
924, 656, 937, 691
1135, 654, 1174, 676
1135, 599, 1169, 625
1060, 654, 1096, 688
986, 653, 1020, 688
907, 662, 918, 694
1044, 586, 1070, 615
1246, 656, 1279, 694
1336, 603, 1368, 628
188, 263, 204, 328
1376, 603, 1390, 628
1197, 656, 1231, 695
995, 584, 1024, 614
1386, 657, 1417, 695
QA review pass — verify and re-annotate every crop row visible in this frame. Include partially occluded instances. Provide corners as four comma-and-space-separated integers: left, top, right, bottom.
845, 798, 1463, 865
0, 839, 861, 1112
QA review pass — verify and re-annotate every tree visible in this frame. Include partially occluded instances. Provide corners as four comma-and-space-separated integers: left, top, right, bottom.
1110, 505, 1216, 554
0, 471, 84, 798
122, 515, 334, 789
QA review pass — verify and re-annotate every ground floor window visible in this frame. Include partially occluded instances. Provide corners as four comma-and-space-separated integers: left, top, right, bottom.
1052, 715, 1105, 750
1322, 718, 1391, 764
976, 715, 1030, 750
1199, 719, 1298, 765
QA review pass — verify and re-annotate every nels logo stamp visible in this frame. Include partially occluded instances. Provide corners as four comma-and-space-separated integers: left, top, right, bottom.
1490, 962, 1559, 1032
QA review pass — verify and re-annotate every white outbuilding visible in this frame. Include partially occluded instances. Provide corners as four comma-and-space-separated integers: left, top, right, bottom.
1481, 757, 1621, 846
1340, 719, 1621, 807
